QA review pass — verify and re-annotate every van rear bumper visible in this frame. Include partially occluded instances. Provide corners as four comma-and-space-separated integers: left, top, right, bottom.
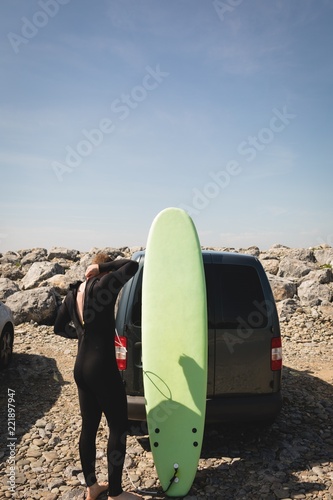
205, 392, 282, 423
127, 392, 282, 424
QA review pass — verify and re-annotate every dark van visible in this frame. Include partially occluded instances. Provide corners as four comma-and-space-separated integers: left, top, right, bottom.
115, 250, 282, 424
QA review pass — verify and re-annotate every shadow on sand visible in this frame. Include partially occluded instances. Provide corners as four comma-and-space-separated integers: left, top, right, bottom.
0, 351, 66, 467
197, 365, 333, 499
129, 365, 333, 499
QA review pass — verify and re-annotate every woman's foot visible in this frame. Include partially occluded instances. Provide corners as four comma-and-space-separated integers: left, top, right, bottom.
108, 492, 143, 499
86, 481, 109, 500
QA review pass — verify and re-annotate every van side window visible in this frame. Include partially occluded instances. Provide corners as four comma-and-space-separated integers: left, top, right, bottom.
130, 267, 143, 326
210, 264, 268, 329
204, 264, 216, 329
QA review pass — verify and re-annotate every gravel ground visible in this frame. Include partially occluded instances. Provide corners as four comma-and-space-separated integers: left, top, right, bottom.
0, 313, 332, 500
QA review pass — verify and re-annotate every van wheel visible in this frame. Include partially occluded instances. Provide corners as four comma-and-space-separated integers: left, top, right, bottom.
0, 327, 14, 370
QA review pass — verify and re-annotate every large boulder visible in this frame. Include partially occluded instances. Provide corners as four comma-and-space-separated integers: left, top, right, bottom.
0, 262, 24, 280
39, 274, 76, 295
0, 251, 21, 265
267, 274, 297, 301
20, 248, 48, 265
5, 287, 61, 325
301, 268, 333, 285
260, 258, 279, 275
0, 278, 20, 301
47, 247, 80, 261
262, 246, 315, 262
277, 257, 315, 279
313, 247, 333, 267
287, 248, 315, 262
297, 280, 333, 307
276, 298, 301, 322
21, 262, 65, 290
239, 246, 260, 257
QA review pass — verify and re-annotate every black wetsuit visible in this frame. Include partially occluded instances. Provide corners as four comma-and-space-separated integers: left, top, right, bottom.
54, 258, 139, 497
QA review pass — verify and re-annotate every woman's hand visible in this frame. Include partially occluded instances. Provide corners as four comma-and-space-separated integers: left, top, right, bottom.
85, 264, 99, 279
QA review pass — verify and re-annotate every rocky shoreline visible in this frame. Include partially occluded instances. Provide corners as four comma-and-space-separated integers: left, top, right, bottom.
0, 243, 333, 326
0, 244, 333, 499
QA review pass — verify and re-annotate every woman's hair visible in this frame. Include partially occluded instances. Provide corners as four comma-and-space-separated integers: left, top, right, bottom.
92, 253, 112, 265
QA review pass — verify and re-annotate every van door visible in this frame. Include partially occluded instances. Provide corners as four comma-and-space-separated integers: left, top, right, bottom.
116, 260, 144, 396
208, 254, 276, 395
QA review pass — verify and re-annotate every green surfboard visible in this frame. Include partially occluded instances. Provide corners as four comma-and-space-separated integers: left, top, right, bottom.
142, 207, 208, 497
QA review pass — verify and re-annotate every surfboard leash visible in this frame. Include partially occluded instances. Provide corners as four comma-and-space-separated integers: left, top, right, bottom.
163, 463, 179, 493
123, 456, 162, 497
134, 463, 180, 497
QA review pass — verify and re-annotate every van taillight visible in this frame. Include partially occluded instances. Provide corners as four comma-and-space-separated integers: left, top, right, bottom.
271, 337, 282, 371
115, 336, 127, 371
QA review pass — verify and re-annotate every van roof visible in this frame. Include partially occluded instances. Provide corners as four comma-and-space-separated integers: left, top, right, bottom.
132, 249, 259, 266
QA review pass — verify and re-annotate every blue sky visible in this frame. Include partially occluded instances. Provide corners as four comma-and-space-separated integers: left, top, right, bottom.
1, 0, 332, 252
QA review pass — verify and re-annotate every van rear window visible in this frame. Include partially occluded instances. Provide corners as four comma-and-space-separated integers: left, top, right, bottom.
205, 264, 268, 329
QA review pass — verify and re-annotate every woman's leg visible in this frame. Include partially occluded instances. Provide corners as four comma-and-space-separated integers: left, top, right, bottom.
77, 386, 103, 487
96, 371, 128, 497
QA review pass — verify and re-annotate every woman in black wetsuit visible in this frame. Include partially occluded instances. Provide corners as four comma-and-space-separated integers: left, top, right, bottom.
54, 253, 142, 500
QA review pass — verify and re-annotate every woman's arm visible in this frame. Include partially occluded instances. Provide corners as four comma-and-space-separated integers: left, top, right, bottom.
98, 258, 136, 274
92, 259, 139, 294
85, 258, 138, 279
85, 259, 138, 279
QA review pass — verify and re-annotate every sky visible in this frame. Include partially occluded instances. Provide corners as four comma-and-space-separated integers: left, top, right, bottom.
1, 0, 332, 252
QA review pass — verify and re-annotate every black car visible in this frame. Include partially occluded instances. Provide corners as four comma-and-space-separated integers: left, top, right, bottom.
115, 250, 282, 424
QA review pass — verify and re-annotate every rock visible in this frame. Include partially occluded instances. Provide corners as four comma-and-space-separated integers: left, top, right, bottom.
298, 279, 332, 307
21, 262, 65, 290
89, 247, 126, 259
268, 274, 297, 301
60, 491, 85, 500
239, 246, 260, 257
261, 244, 290, 260
276, 298, 301, 322
313, 247, 333, 267
317, 304, 333, 319
63, 261, 87, 284
129, 246, 145, 254
5, 287, 60, 325
304, 267, 333, 284
0, 277, 19, 300
20, 248, 48, 265
0, 262, 24, 280
43, 451, 59, 462
26, 448, 43, 458
47, 247, 80, 261
287, 248, 315, 262
277, 257, 315, 279
39, 274, 74, 295
0, 251, 20, 265
260, 258, 280, 275
35, 419, 47, 428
